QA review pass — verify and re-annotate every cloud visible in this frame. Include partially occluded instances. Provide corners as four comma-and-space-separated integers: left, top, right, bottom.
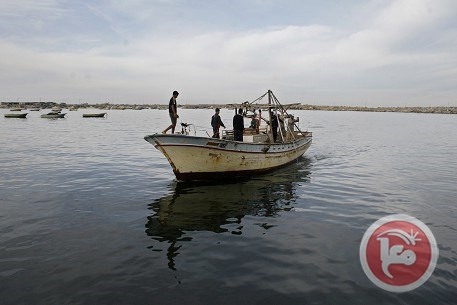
0, 0, 456, 105
0, 0, 66, 19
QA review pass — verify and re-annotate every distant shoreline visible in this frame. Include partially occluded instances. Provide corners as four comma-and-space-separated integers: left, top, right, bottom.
1, 102, 456, 114
181, 104, 457, 114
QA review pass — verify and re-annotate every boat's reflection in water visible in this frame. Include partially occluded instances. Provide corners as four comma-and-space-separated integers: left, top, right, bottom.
145, 157, 312, 270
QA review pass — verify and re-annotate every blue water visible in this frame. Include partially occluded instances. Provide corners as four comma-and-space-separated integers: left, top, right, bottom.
1, 108, 456, 304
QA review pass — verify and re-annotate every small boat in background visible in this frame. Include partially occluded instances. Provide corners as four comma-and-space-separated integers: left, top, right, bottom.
10, 108, 23, 111
41, 112, 66, 119
29, 107, 40, 111
5, 113, 28, 118
83, 113, 106, 118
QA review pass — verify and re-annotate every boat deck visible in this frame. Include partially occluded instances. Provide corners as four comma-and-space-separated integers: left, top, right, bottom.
222, 128, 312, 144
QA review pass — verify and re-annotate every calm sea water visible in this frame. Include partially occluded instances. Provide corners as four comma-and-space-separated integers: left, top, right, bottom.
0, 108, 456, 305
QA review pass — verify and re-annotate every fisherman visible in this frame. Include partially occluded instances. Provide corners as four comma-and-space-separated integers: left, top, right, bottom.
162, 90, 179, 134
257, 109, 262, 133
250, 111, 259, 132
279, 113, 286, 140
286, 114, 299, 141
233, 108, 244, 141
211, 108, 225, 138
271, 111, 279, 142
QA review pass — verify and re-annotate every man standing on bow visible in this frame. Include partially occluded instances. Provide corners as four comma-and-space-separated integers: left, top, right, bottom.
162, 90, 179, 134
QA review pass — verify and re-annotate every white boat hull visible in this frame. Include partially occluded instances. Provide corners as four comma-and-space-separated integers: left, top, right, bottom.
144, 134, 312, 181
83, 113, 106, 118
41, 113, 66, 118
5, 113, 28, 118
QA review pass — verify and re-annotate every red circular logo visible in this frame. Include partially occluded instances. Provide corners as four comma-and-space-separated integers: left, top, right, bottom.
360, 214, 438, 292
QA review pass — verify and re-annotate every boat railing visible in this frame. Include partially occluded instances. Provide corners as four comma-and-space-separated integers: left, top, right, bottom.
242, 128, 257, 135
243, 133, 269, 143
179, 122, 196, 136
221, 129, 234, 140
221, 129, 270, 143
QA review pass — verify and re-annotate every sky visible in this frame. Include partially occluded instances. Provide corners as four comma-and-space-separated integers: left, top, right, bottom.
0, 0, 456, 106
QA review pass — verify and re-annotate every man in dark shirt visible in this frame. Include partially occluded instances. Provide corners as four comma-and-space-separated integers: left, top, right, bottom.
233, 108, 244, 141
162, 91, 179, 134
271, 111, 279, 142
211, 108, 225, 138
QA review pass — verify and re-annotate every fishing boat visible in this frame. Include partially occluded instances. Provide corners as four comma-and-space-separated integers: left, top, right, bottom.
82, 113, 106, 118
5, 113, 28, 118
144, 90, 312, 181
41, 112, 66, 118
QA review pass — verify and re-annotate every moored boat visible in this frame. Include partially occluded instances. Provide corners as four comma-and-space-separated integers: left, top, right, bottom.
144, 90, 312, 181
82, 113, 106, 118
5, 113, 28, 118
41, 112, 66, 118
